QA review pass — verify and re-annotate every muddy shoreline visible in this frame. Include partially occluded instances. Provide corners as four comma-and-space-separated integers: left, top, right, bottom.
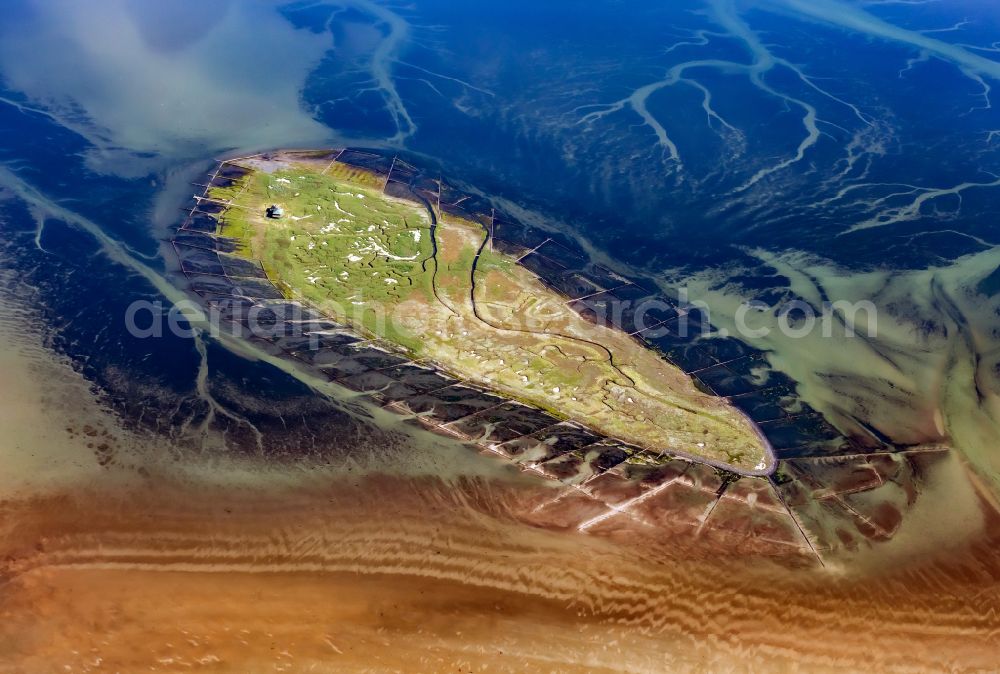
174, 148, 778, 478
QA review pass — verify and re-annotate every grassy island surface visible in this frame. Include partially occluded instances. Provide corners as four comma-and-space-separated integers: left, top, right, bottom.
207, 155, 768, 470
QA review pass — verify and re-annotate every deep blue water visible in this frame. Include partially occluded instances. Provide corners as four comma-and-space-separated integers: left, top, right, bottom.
1, 0, 998, 459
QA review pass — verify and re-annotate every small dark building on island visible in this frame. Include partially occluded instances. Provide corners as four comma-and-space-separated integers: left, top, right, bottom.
266, 204, 284, 219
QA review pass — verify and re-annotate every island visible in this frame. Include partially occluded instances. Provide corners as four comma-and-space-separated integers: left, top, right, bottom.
183, 150, 771, 473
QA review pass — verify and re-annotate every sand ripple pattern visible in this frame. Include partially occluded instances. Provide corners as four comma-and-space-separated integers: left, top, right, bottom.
2, 474, 998, 672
